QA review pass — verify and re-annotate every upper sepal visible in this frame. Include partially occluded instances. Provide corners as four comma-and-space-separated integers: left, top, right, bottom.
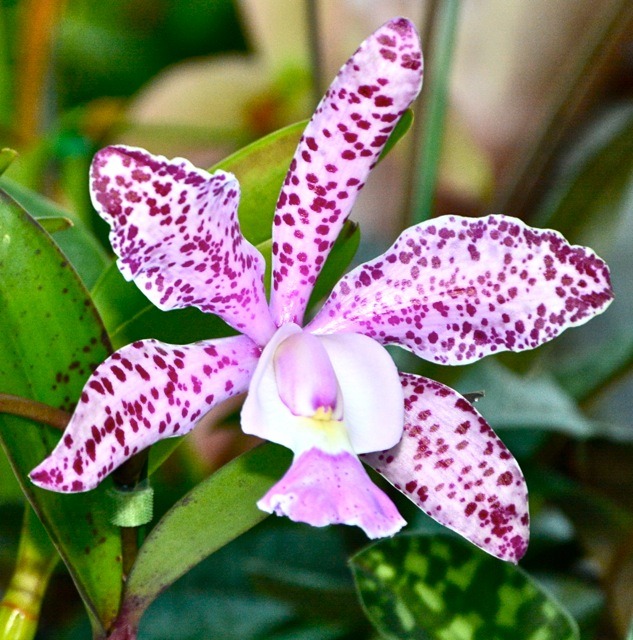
269, 18, 423, 326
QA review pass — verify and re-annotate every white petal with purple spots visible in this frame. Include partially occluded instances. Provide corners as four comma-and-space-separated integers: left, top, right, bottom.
362, 373, 529, 562
269, 17, 423, 326
90, 145, 276, 346
309, 215, 614, 364
30, 335, 259, 492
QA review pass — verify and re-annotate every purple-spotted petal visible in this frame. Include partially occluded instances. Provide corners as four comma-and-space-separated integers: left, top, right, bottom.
90, 145, 275, 346
362, 373, 529, 562
259, 447, 406, 539
309, 214, 614, 364
269, 18, 423, 326
30, 334, 259, 492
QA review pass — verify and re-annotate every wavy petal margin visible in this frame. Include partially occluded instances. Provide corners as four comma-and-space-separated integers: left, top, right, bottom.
90, 145, 275, 345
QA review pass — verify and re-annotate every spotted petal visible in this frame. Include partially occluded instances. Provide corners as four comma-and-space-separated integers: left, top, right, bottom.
309, 215, 614, 364
269, 17, 423, 326
362, 373, 529, 562
30, 335, 259, 492
90, 145, 276, 346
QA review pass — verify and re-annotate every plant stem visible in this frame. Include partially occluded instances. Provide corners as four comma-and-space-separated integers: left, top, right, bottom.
305, 0, 323, 109
0, 394, 69, 430
409, 0, 461, 225
0, 508, 58, 640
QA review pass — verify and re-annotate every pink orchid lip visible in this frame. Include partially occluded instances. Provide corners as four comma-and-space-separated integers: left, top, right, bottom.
259, 447, 406, 539
274, 331, 343, 419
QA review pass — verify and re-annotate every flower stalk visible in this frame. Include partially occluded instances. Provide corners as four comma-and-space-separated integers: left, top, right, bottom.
410, 0, 461, 224
0, 508, 58, 640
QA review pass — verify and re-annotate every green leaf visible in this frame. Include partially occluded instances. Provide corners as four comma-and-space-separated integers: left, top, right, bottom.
0, 192, 121, 633
378, 109, 414, 162
36, 216, 74, 234
0, 446, 22, 504
0, 149, 18, 176
351, 533, 579, 640
456, 360, 596, 439
211, 120, 306, 245
307, 221, 360, 310
0, 177, 110, 288
91, 260, 234, 350
118, 443, 291, 629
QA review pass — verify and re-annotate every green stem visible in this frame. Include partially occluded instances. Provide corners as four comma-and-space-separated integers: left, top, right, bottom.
0, 394, 69, 430
409, 0, 461, 225
0, 508, 58, 640
305, 0, 323, 109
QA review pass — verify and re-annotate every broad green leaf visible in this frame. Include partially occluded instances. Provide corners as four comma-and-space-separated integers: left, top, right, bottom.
0, 192, 121, 633
211, 120, 306, 245
36, 215, 74, 234
378, 109, 414, 162
307, 221, 360, 310
91, 259, 234, 350
0, 445, 22, 503
0, 177, 109, 288
117, 443, 291, 630
351, 534, 579, 640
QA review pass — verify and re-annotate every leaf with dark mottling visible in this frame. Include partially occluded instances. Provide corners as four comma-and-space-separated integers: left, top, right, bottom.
0, 191, 121, 633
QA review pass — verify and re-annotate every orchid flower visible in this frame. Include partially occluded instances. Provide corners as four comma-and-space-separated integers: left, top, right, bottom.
30, 18, 613, 563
